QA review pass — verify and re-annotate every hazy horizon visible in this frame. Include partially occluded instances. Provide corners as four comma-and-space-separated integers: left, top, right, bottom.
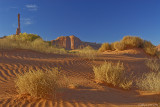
0, 0, 159, 45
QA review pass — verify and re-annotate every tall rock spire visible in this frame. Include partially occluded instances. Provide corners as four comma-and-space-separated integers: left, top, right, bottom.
16, 13, 21, 35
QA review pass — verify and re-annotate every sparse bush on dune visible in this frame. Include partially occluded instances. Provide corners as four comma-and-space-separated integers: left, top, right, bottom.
77, 46, 98, 60
0, 33, 66, 54
93, 61, 132, 89
98, 36, 158, 56
114, 41, 125, 51
156, 51, 160, 59
143, 40, 157, 56
136, 59, 160, 91
145, 59, 160, 72
98, 43, 110, 52
110, 42, 116, 51
15, 68, 66, 99
122, 36, 144, 48
136, 72, 160, 91
7, 32, 41, 41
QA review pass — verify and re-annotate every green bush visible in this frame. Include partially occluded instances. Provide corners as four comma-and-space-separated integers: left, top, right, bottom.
93, 61, 132, 89
98, 43, 110, 52
122, 36, 144, 48
15, 68, 62, 98
114, 41, 125, 51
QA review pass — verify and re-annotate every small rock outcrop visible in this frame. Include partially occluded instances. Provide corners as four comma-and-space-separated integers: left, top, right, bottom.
51, 35, 101, 50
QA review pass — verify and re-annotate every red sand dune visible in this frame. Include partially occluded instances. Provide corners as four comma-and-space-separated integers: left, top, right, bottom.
0, 49, 159, 107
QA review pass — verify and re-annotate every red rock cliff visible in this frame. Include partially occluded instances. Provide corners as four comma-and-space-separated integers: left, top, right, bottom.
51, 35, 101, 50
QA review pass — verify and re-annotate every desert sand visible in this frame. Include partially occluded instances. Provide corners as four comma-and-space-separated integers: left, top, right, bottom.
0, 49, 159, 107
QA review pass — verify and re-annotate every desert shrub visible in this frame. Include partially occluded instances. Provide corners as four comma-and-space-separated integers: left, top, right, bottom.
0, 35, 66, 54
77, 46, 98, 60
143, 40, 157, 56
146, 59, 160, 72
114, 41, 125, 51
156, 51, 160, 59
93, 61, 132, 89
15, 68, 63, 98
98, 43, 110, 52
122, 36, 144, 48
7, 33, 41, 41
136, 72, 160, 91
110, 42, 116, 51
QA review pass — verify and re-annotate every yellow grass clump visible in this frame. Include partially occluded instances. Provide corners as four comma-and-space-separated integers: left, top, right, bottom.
15, 68, 63, 99
145, 59, 160, 72
122, 36, 144, 48
98, 36, 158, 56
98, 43, 110, 52
136, 59, 160, 91
113, 41, 125, 51
136, 72, 160, 91
143, 40, 157, 56
93, 61, 132, 89
0, 33, 66, 54
77, 46, 98, 60
6, 32, 41, 41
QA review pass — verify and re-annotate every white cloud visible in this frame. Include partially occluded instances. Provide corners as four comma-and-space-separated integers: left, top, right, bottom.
22, 18, 32, 25
25, 4, 38, 11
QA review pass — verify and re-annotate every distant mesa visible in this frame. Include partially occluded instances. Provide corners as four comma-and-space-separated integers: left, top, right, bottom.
51, 35, 101, 50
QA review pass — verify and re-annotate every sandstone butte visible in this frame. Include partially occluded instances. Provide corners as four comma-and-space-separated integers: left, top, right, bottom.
51, 35, 101, 50
157, 44, 160, 51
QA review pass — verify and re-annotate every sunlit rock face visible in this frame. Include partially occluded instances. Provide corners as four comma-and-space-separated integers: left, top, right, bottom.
157, 45, 160, 51
51, 35, 101, 50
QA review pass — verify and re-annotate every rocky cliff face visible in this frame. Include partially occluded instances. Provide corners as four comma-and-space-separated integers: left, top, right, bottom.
51, 35, 101, 50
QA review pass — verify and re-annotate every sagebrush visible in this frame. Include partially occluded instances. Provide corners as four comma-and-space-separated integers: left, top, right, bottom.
77, 46, 98, 60
93, 61, 132, 89
98, 43, 110, 52
15, 68, 65, 99
0, 33, 66, 54
145, 59, 160, 72
98, 36, 158, 56
136, 72, 160, 91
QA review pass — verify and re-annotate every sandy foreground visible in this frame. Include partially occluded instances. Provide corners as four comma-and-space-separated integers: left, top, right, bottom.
0, 49, 159, 107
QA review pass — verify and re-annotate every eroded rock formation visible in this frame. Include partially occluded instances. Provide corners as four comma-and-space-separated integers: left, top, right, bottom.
16, 13, 21, 35
51, 35, 101, 50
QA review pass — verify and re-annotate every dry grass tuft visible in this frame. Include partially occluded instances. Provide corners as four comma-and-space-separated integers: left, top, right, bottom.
15, 68, 65, 99
136, 59, 160, 91
0, 33, 66, 54
143, 40, 157, 56
77, 46, 98, 60
93, 61, 132, 89
98, 43, 110, 52
145, 59, 160, 72
114, 41, 125, 51
122, 36, 144, 48
136, 72, 160, 91
98, 36, 158, 56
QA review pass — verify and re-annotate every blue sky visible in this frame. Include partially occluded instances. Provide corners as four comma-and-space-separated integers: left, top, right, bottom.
0, 0, 159, 45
